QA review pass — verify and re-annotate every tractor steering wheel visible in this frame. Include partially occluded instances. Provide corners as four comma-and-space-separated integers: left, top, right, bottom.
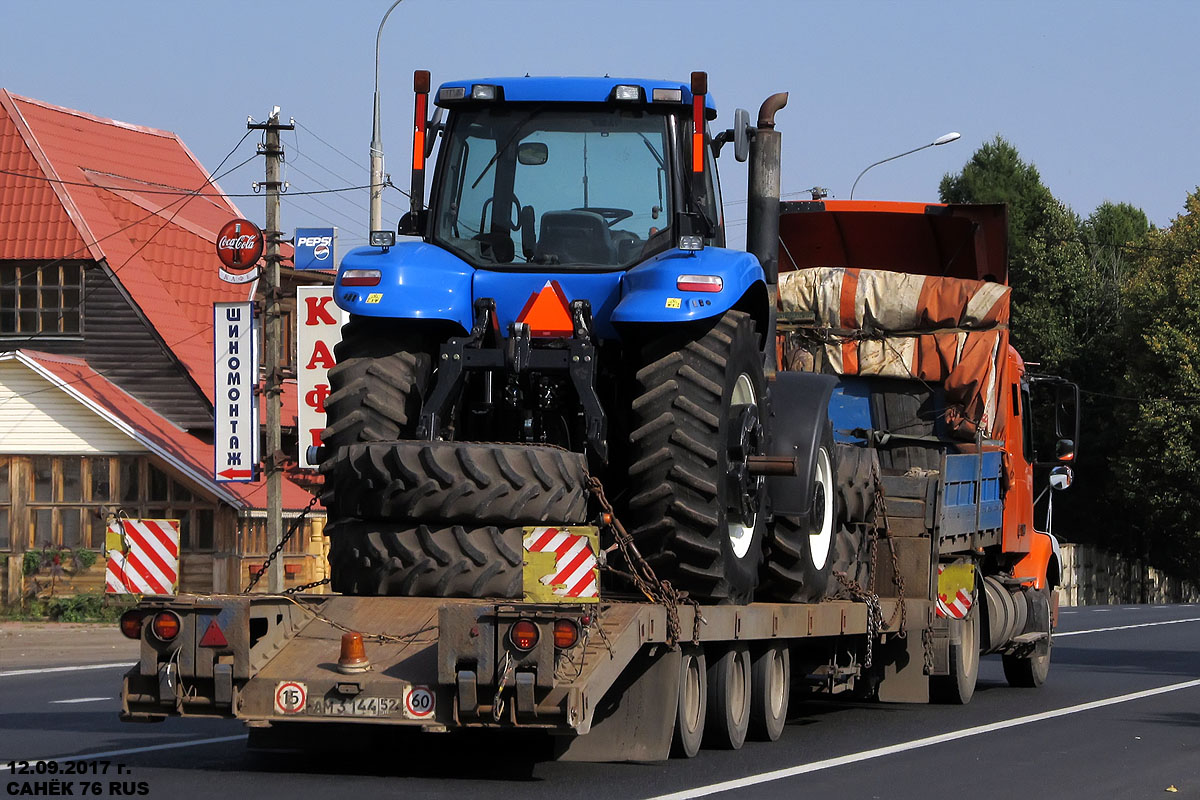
573, 206, 633, 227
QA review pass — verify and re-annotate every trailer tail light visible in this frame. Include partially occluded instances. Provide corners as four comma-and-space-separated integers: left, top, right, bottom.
342, 269, 381, 287
553, 619, 580, 649
509, 619, 539, 652
150, 611, 182, 642
677, 275, 723, 293
119, 609, 146, 640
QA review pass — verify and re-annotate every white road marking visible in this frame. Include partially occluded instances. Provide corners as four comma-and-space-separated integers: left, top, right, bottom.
647, 677, 1200, 799
49, 696, 110, 704
1056, 617, 1200, 638
0, 662, 134, 678
0, 734, 249, 771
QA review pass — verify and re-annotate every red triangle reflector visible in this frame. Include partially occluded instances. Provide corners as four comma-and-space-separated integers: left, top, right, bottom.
516, 281, 574, 338
199, 619, 229, 648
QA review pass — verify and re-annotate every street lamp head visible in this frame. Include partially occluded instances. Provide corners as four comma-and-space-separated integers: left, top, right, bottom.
850, 130, 963, 200
933, 132, 961, 146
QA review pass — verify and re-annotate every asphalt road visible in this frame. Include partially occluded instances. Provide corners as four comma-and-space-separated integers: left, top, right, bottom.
2, 604, 1198, 800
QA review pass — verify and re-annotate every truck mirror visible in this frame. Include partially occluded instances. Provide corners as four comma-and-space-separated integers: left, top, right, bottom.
1055, 438, 1075, 462
1049, 465, 1073, 491
518, 142, 548, 166
733, 108, 750, 162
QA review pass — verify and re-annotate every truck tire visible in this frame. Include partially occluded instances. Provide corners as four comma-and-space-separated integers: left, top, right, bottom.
761, 422, 838, 602
321, 441, 589, 525
327, 519, 524, 598
1003, 590, 1052, 688
705, 643, 752, 750
627, 310, 767, 604
931, 605, 980, 704
671, 646, 707, 758
749, 644, 790, 742
321, 318, 434, 452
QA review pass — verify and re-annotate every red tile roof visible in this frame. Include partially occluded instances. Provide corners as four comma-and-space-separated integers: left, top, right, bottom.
7, 349, 319, 513
0, 90, 254, 405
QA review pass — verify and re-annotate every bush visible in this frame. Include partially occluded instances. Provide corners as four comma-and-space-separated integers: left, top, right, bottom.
39, 593, 137, 623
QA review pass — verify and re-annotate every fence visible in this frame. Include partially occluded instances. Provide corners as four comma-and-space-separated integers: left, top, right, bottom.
1057, 542, 1200, 606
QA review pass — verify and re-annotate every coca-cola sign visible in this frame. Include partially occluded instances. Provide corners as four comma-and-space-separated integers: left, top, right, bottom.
216, 218, 264, 282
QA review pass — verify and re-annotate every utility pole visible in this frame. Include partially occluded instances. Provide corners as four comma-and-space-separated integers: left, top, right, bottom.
249, 108, 294, 593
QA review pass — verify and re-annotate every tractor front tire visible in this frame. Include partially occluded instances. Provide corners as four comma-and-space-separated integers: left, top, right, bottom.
626, 310, 767, 604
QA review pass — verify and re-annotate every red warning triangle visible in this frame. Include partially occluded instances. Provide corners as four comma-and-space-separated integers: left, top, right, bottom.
516, 281, 574, 338
199, 619, 229, 648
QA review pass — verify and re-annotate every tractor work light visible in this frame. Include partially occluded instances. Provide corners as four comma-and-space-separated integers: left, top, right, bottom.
119, 609, 146, 640
342, 269, 382, 287
677, 274, 723, 292
553, 619, 580, 649
150, 611, 182, 642
613, 85, 643, 102
438, 86, 466, 102
678, 234, 704, 252
509, 619, 540, 652
471, 84, 498, 101
369, 231, 395, 248
652, 88, 683, 103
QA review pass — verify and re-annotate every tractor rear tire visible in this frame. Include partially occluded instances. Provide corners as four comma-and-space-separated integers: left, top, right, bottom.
320, 441, 589, 525
321, 318, 434, 452
626, 310, 767, 604
327, 519, 524, 598
761, 422, 838, 602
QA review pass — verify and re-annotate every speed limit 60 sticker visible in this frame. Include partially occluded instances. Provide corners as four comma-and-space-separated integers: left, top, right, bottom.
403, 685, 435, 719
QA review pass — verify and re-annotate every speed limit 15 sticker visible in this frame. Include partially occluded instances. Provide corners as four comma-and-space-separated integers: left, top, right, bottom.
403, 685, 436, 719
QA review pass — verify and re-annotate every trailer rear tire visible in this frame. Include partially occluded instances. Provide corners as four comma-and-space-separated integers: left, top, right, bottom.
321, 318, 434, 452
762, 423, 838, 602
1003, 591, 1052, 688
322, 441, 589, 525
749, 644, 790, 742
671, 646, 707, 759
704, 643, 752, 750
627, 310, 767, 604
327, 519, 524, 598
931, 606, 980, 704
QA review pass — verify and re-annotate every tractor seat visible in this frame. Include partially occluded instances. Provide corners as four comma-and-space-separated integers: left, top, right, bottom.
535, 210, 615, 265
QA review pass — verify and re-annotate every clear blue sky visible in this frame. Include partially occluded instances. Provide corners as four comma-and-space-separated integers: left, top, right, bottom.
4, 0, 1197, 248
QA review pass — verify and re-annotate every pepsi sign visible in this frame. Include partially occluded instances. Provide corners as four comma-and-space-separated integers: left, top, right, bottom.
294, 227, 338, 271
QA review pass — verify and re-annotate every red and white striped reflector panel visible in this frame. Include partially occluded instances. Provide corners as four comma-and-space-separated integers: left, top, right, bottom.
105, 518, 180, 596
935, 564, 974, 620
522, 526, 599, 601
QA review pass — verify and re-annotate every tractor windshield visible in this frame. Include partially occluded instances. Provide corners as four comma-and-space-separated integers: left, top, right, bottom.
432, 106, 674, 269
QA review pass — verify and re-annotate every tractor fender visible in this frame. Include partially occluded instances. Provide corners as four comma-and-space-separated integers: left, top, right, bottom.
611, 246, 766, 325
333, 242, 474, 332
766, 371, 839, 517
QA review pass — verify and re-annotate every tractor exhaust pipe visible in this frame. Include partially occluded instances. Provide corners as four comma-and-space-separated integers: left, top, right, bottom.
746, 92, 788, 373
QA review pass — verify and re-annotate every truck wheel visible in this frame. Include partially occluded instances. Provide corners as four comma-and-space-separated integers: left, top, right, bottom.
705, 643, 752, 750
749, 644, 790, 742
1003, 591, 1052, 688
762, 422, 838, 602
627, 310, 767, 604
671, 646, 707, 758
321, 318, 434, 452
321, 441, 589, 525
931, 606, 980, 704
327, 519, 524, 598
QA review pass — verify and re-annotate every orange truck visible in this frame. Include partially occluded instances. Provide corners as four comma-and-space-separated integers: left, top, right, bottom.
118, 81, 1079, 761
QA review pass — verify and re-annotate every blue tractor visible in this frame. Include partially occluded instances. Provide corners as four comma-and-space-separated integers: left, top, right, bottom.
319, 72, 836, 604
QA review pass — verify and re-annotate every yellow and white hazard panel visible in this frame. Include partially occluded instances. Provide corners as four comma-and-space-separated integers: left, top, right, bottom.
936, 563, 975, 619
522, 526, 600, 603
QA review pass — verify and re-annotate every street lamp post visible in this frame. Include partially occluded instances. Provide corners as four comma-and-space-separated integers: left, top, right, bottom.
369, 0, 405, 235
849, 131, 961, 200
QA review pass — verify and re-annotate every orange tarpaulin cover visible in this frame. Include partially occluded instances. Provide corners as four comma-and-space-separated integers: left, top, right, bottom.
777, 267, 1010, 439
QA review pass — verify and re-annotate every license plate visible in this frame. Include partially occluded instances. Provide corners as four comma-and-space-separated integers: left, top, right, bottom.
308, 696, 404, 717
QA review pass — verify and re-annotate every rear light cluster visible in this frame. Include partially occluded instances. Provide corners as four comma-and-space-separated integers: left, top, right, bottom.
119, 609, 182, 642
677, 274, 723, 293
341, 269, 381, 287
119, 610, 145, 639
507, 617, 583, 652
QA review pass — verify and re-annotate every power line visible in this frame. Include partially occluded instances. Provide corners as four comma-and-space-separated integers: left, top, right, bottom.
0, 166, 373, 198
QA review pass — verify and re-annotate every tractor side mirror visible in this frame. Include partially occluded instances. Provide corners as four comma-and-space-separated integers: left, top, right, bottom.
425, 107, 444, 158
518, 142, 548, 166
1049, 465, 1073, 491
732, 108, 751, 162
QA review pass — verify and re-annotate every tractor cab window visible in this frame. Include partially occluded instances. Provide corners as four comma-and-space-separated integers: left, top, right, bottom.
432, 106, 673, 269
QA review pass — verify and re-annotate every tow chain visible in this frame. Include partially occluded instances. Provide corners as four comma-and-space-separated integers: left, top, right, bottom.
834, 567, 882, 669
242, 494, 320, 594
587, 476, 702, 647
871, 462, 907, 636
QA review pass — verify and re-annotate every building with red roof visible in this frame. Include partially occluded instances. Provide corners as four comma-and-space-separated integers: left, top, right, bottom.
0, 90, 327, 602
